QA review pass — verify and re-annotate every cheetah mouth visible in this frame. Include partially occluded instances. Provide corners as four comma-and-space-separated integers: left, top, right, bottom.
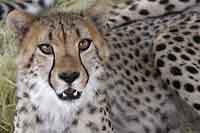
57, 88, 82, 101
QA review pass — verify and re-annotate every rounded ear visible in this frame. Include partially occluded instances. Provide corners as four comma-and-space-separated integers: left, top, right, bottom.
6, 10, 34, 39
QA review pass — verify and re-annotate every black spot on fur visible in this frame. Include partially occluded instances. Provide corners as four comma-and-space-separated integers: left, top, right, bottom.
185, 65, 198, 74
156, 43, 166, 51
173, 46, 181, 53
36, 115, 43, 124
157, 59, 165, 67
167, 53, 177, 61
172, 80, 181, 89
193, 35, 200, 44
139, 9, 149, 16
180, 54, 190, 61
184, 83, 195, 93
165, 4, 175, 11
86, 121, 100, 132
173, 36, 184, 42
160, 0, 169, 4
170, 66, 182, 76
185, 48, 196, 55
193, 103, 200, 110
72, 119, 79, 126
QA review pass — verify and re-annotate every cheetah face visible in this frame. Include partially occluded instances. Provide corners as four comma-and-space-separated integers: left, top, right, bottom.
32, 37, 94, 101
9, 12, 108, 101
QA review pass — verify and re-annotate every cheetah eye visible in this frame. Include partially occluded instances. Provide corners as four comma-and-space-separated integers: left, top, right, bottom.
79, 38, 92, 52
38, 43, 53, 55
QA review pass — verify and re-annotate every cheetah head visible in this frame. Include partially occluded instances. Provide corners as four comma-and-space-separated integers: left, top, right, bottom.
7, 11, 108, 101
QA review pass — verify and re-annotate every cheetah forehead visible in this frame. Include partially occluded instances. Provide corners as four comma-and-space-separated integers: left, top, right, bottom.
20, 12, 95, 48
38, 12, 84, 28
17, 12, 108, 68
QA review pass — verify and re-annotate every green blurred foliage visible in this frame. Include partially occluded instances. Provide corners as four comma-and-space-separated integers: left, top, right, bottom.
0, 21, 16, 132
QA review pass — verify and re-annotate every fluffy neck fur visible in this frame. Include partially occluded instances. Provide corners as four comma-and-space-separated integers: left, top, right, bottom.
14, 67, 103, 133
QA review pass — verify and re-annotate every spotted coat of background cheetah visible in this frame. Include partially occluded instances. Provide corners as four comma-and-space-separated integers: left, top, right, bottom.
2, 0, 200, 133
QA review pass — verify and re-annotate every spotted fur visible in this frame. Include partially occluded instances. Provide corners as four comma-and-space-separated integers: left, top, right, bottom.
4, 0, 200, 133
105, 0, 200, 28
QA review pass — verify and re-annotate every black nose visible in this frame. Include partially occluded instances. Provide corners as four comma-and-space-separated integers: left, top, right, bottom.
58, 72, 80, 84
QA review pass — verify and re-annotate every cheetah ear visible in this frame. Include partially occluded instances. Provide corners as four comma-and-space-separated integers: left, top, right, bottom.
85, 2, 111, 29
6, 10, 34, 39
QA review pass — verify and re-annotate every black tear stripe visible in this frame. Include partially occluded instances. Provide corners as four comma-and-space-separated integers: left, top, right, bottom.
48, 47, 56, 90
79, 50, 90, 85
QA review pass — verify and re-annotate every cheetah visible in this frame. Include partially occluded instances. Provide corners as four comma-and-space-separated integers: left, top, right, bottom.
2, 0, 200, 133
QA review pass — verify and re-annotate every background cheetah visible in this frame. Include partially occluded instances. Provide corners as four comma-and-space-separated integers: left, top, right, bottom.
1, 0, 200, 133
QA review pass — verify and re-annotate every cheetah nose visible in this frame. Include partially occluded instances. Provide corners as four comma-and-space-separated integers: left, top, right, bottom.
58, 72, 80, 84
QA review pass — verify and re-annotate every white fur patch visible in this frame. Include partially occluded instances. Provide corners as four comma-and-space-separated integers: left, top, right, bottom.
15, 65, 103, 132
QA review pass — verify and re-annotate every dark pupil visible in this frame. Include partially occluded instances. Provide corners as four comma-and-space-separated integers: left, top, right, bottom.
80, 39, 91, 51
39, 44, 52, 54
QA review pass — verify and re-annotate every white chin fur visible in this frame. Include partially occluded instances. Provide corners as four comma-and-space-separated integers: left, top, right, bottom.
26, 75, 99, 132
16, 65, 103, 132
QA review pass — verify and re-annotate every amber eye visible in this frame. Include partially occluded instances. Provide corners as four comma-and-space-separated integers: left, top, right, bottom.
38, 43, 53, 55
79, 38, 92, 52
